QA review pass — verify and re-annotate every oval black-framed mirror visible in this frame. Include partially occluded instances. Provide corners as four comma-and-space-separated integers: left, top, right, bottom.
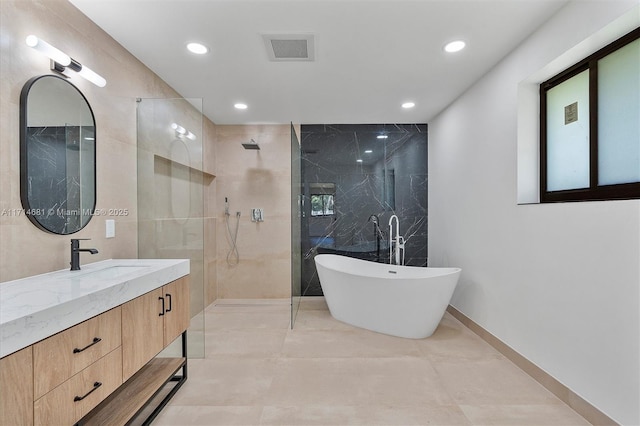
20, 75, 96, 235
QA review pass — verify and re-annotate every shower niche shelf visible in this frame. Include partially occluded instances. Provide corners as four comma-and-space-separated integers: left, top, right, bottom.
154, 154, 215, 180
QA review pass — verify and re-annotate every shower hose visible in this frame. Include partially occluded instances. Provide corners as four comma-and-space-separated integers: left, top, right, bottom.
225, 211, 240, 266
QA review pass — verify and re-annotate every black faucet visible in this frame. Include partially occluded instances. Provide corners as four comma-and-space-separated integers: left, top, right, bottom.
70, 239, 98, 271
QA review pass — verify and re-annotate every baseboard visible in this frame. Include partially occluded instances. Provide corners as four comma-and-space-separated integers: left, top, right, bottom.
446, 305, 617, 426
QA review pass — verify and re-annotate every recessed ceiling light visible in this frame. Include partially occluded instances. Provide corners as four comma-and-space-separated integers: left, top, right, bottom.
234, 103, 248, 110
444, 40, 466, 53
402, 102, 415, 109
365, 150, 373, 154
377, 135, 388, 139
186, 42, 208, 55
356, 159, 363, 163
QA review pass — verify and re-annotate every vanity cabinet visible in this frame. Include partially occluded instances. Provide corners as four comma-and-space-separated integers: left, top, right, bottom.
0, 347, 33, 425
0, 270, 189, 426
122, 276, 190, 381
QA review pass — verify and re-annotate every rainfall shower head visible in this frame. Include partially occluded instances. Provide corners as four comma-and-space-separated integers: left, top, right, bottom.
242, 139, 260, 150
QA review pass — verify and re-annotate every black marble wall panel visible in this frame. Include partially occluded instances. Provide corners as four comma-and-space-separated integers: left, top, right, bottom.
300, 124, 428, 296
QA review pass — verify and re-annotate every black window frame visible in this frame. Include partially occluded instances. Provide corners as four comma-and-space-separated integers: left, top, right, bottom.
540, 27, 640, 203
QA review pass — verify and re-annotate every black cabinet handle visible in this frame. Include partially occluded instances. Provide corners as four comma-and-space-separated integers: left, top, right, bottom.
159, 296, 165, 316
73, 337, 102, 354
166, 293, 172, 312
74, 381, 102, 402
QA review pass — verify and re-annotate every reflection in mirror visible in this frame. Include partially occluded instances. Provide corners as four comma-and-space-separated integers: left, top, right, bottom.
20, 75, 96, 234
309, 183, 335, 217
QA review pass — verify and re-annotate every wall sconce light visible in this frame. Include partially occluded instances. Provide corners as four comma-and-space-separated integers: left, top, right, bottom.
171, 123, 196, 140
26, 35, 107, 88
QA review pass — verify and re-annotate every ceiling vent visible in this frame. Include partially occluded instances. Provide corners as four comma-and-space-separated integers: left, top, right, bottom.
262, 34, 315, 61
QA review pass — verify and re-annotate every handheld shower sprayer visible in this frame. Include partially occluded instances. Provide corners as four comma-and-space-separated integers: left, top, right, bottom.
224, 197, 240, 265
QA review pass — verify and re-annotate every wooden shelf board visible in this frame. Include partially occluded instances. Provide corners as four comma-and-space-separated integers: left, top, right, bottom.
81, 357, 185, 426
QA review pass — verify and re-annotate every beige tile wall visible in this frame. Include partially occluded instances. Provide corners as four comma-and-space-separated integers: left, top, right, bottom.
215, 125, 292, 299
0, 0, 290, 302
0, 0, 218, 297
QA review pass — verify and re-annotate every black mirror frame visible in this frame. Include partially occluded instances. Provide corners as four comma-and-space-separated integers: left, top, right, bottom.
19, 74, 97, 235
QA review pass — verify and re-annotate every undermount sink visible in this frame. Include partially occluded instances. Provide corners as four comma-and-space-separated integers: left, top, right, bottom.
65, 265, 150, 280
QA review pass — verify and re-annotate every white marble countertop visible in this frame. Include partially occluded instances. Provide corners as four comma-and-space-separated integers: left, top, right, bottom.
0, 258, 189, 358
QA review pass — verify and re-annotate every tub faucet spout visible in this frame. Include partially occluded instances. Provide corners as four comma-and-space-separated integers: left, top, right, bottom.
70, 238, 98, 271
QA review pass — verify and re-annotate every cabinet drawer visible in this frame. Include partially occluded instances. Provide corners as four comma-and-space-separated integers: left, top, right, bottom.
33, 307, 121, 399
34, 347, 122, 426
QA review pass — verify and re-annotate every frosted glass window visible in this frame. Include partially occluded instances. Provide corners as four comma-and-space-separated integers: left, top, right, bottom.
540, 28, 640, 202
546, 70, 590, 191
598, 39, 640, 185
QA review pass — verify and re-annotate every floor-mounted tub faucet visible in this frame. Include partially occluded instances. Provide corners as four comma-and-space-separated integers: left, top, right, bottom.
70, 238, 98, 271
388, 215, 405, 265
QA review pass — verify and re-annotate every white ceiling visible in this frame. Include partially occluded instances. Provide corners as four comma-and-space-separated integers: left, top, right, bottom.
69, 0, 568, 125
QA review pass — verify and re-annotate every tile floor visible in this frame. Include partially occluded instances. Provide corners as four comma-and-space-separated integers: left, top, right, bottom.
153, 298, 590, 425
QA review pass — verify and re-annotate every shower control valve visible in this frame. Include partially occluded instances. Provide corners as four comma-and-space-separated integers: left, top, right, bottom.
251, 208, 264, 222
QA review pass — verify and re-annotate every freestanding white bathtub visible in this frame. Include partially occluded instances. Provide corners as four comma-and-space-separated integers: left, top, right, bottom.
314, 254, 461, 339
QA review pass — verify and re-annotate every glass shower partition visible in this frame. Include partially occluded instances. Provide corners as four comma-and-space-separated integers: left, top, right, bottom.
136, 98, 206, 358
291, 123, 302, 328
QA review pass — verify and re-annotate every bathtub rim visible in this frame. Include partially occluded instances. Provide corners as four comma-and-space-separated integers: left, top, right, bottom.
314, 253, 461, 280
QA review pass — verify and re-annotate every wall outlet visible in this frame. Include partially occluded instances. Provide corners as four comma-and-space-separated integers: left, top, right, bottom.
105, 219, 115, 238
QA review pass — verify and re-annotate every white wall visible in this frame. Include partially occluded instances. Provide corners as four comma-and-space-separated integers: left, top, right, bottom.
428, 1, 640, 424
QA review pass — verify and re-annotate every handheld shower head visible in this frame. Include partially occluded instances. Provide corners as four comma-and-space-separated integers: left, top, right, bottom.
242, 139, 260, 150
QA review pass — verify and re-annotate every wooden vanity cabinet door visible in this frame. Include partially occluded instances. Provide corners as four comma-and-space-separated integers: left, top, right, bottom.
33, 307, 121, 399
163, 276, 190, 345
121, 288, 164, 381
34, 348, 122, 426
0, 347, 33, 426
